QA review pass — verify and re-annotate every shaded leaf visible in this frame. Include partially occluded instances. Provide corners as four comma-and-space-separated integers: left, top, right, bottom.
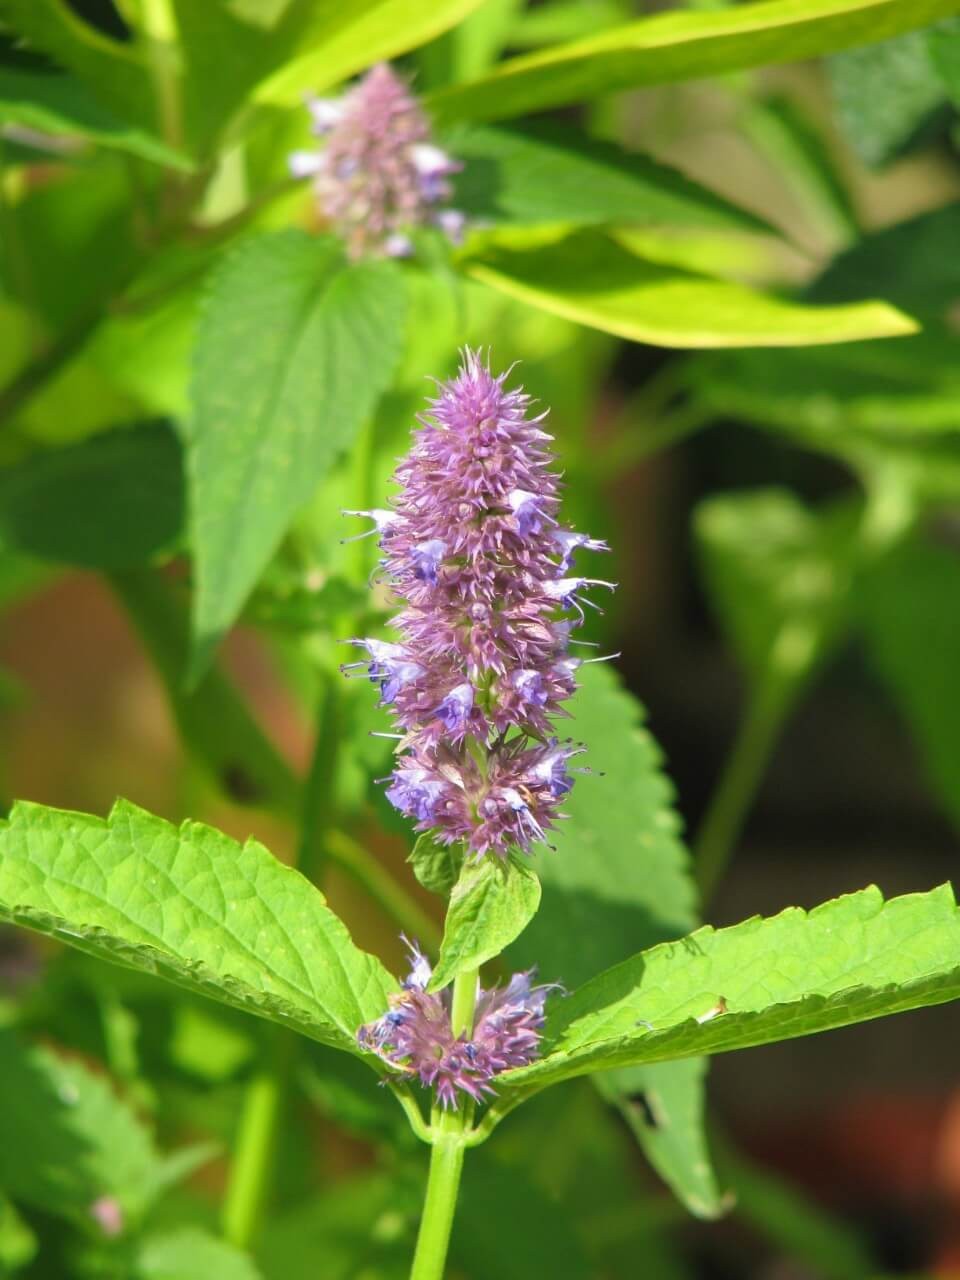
451, 121, 770, 232
0, 423, 183, 570
0, 71, 190, 168
828, 28, 947, 168
429, 859, 540, 992
597, 1059, 725, 1220
858, 536, 960, 831
503, 884, 960, 1090
465, 230, 917, 348
428, 0, 960, 125
506, 664, 715, 1216
0, 799, 397, 1053
186, 231, 406, 670
0, 1028, 158, 1227
694, 489, 861, 686
407, 832, 461, 898
510, 664, 697, 990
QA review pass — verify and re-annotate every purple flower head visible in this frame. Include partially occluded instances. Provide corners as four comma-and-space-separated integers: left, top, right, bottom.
357, 940, 557, 1108
343, 349, 613, 857
288, 63, 464, 259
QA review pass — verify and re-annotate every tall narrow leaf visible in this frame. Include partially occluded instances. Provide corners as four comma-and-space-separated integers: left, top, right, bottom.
186, 231, 407, 670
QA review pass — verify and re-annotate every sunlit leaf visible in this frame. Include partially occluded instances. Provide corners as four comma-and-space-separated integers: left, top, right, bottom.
0, 799, 397, 1053
465, 229, 917, 348
429, 0, 960, 125
502, 884, 960, 1092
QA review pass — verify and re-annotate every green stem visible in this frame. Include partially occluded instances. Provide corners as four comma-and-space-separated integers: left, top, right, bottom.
409, 969, 477, 1280
222, 1035, 291, 1248
326, 829, 441, 953
693, 673, 793, 905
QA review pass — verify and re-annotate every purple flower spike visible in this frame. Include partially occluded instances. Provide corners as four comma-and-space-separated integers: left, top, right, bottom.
289, 63, 465, 259
343, 349, 614, 858
357, 940, 557, 1108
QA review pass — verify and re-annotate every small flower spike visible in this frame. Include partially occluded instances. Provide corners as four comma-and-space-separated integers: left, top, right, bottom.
357, 940, 557, 1108
288, 63, 464, 259
343, 348, 616, 858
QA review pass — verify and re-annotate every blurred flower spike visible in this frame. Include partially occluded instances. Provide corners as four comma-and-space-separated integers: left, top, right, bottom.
288, 62, 465, 259
341, 348, 615, 858
358, 939, 556, 1107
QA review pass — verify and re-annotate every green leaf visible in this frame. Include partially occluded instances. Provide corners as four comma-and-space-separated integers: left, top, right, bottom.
407, 832, 462, 898
0, 798, 398, 1052
0, 423, 183, 570
930, 17, 960, 104
0, 1197, 36, 1272
252, 0, 489, 106
450, 121, 770, 232
464, 230, 917, 348
506, 664, 718, 1217
428, 0, 960, 125
186, 231, 407, 669
0, 0, 156, 131
135, 1229, 262, 1280
597, 1059, 725, 1220
502, 883, 960, 1092
510, 664, 697, 989
109, 568, 301, 815
858, 537, 960, 831
0, 71, 190, 169
0, 1028, 158, 1227
694, 489, 861, 686
828, 28, 947, 168
428, 859, 541, 992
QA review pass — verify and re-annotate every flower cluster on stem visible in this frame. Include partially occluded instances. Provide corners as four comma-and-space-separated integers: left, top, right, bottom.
358, 941, 554, 1108
288, 62, 464, 259
343, 348, 614, 860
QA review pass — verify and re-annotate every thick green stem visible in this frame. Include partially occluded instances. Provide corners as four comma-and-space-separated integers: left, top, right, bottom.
694, 673, 793, 905
222, 1035, 290, 1248
408, 969, 477, 1280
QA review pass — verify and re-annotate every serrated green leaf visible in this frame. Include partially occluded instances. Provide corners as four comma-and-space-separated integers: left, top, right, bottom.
0, 1028, 158, 1227
506, 664, 716, 1216
450, 121, 770, 233
828, 28, 947, 168
0, 423, 183, 570
510, 664, 697, 988
694, 489, 861, 686
135, 1228, 262, 1280
186, 231, 407, 670
428, 0, 960, 125
597, 1059, 725, 1220
0, 71, 190, 169
407, 832, 462, 897
251, 0, 488, 106
429, 859, 540, 992
501, 884, 960, 1092
465, 230, 917, 348
858, 537, 960, 831
0, 799, 397, 1052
